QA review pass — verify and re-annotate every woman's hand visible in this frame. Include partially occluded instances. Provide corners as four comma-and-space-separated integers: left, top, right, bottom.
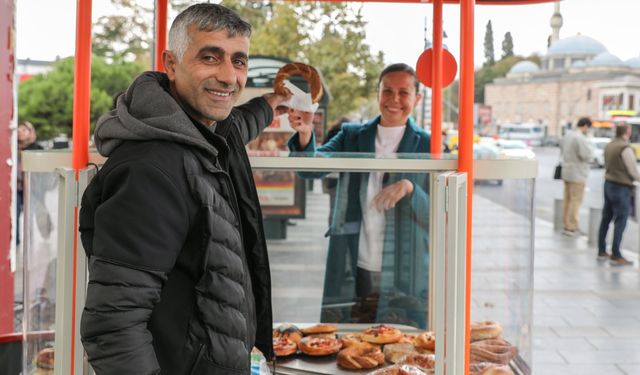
287, 108, 314, 149
371, 179, 414, 211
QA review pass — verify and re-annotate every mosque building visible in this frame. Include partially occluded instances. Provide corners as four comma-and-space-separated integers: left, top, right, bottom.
484, 2, 640, 138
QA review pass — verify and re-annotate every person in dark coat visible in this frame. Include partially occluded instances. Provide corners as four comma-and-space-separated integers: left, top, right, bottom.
287, 64, 430, 328
79, 4, 290, 374
597, 123, 640, 266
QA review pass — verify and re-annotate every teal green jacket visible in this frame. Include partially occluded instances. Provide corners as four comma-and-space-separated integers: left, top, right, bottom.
289, 116, 431, 328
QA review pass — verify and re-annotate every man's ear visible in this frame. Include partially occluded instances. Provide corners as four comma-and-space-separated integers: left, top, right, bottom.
163, 50, 177, 80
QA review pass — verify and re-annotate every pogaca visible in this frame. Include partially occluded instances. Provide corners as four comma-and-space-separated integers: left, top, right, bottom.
361, 324, 403, 344
297, 336, 342, 356
273, 336, 297, 357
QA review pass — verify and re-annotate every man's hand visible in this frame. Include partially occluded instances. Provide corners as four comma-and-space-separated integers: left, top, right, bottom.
287, 108, 314, 149
263, 91, 293, 113
371, 179, 414, 211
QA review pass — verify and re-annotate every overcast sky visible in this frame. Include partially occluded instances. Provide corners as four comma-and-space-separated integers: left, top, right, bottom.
15, 0, 640, 68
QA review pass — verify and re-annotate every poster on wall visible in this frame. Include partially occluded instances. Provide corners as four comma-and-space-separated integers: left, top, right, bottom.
246, 114, 306, 218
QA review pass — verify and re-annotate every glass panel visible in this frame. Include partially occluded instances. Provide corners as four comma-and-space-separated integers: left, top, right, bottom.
472, 177, 535, 373
268, 168, 432, 330
22, 171, 59, 374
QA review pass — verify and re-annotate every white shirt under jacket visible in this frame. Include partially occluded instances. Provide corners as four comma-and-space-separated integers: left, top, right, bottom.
358, 125, 406, 272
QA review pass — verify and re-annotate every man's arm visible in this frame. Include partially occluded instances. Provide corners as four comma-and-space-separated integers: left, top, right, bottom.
578, 135, 594, 162
80, 161, 189, 374
231, 92, 291, 145
621, 147, 640, 182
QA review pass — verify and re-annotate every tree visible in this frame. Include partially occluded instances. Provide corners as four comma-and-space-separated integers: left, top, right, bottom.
483, 20, 495, 67
94, 1, 384, 124
223, 0, 385, 123
18, 57, 143, 140
501, 32, 514, 59
92, 0, 191, 64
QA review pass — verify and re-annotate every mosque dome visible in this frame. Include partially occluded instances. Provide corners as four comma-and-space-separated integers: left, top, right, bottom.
548, 34, 607, 56
590, 52, 624, 67
508, 61, 540, 75
625, 57, 640, 68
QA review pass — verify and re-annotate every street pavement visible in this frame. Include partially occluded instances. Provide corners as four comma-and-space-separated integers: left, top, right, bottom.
270, 173, 640, 374
531, 218, 640, 375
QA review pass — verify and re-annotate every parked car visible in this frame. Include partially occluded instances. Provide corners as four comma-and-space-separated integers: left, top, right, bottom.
497, 122, 545, 147
474, 142, 500, 159
589, 137, 610, 168
473, 143, 503, 185
496, 139, 536, 159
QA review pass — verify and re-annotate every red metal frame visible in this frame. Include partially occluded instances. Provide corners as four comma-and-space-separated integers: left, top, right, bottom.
69, 1, 93, 372
0, 0, 15, 336
459, 3, 475, 372
154, 0, 168, 72
54, 1, 552, 374
71, 0, 92, 171
430, 0, 443, 154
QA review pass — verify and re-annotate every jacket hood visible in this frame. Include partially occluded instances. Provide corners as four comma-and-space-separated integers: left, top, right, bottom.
94, 71, 218, 157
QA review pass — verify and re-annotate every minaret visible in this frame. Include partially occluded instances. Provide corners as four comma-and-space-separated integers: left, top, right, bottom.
550, 1, 563, 44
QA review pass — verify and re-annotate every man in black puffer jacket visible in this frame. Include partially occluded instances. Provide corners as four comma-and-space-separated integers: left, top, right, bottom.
79, 4, 290, 374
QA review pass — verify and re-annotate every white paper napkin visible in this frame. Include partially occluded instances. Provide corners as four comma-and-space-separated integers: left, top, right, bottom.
278, 79, 319, 113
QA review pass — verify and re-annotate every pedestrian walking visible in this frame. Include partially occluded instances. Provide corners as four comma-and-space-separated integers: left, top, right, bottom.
560, 117, 593, 236
597, 123, 640, 266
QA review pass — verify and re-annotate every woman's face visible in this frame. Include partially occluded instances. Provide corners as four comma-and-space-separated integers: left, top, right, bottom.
17, 125, 31, 142
377, 71, 422, 127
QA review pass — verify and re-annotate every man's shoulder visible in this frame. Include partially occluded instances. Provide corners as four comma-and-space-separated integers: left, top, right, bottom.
101, 140, 192, 177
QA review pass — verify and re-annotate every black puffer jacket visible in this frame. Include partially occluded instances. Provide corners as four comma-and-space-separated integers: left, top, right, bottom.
79, 72, 274, 374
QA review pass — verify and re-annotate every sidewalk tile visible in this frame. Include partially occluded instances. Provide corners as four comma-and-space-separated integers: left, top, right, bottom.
532, 337, 594, 350
532, 349, 567, 364
551, 326, 611, 338
587, 337, 640, 351
618, 364, 640, 375
603, 326, 640, 338
560, 350, 640, 364
532, 364, 626, 375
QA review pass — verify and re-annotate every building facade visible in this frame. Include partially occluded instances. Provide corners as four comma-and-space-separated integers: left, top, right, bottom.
486, 26, 640, 137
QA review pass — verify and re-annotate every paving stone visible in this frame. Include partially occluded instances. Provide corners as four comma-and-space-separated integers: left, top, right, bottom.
560, 349, 640, 364
265, 186, 640, 373
532, 364, 626, 375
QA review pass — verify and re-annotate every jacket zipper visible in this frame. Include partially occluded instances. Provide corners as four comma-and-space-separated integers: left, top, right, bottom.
213, 143, 253, 352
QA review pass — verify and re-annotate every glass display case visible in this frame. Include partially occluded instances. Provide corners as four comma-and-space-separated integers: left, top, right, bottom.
20, 170, 58, 374
20, 150, 536, 375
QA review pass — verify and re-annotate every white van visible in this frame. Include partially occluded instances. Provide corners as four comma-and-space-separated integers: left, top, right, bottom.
497, 123, 545, 146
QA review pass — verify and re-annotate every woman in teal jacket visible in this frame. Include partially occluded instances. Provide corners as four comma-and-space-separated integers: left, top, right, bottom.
287, 63, 431, 328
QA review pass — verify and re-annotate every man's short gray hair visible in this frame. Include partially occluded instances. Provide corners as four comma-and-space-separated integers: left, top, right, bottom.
168, 3, 252, 61
615, 123, 630, 138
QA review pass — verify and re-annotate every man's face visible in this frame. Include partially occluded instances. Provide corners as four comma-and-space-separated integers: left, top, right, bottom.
377, 71, 422, 127
165, 26, 249, 126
